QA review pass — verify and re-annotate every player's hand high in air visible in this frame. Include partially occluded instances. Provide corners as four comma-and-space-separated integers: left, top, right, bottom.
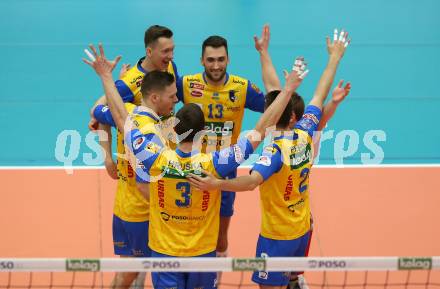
332, 80, 351, 104
83, 43, 122, 78
254, 24, 270, 53
327, 29, 350, 59
283, 56, 309, 91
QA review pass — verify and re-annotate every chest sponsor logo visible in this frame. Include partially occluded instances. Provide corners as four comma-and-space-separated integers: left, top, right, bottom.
191, 90, 203, 97
190, 82, 205, 90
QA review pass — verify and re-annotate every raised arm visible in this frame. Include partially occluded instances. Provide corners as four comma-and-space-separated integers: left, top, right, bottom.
83, 44, 127, 133
309, 29, 350, 109
254, 24, 282, 92
248, 57, 308, 150
313, 80, 351, 160
318, 80, 351, 131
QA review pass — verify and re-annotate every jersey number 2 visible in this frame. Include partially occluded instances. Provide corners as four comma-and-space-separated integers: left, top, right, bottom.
299, 167, 310, 193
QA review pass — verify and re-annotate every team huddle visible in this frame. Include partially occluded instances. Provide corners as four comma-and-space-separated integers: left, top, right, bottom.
83, 24, 351, 289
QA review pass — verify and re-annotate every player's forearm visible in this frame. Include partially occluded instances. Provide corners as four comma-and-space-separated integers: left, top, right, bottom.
259, 51, 281, 92
317, 99, 339, 131
98, 124, 113, 161
252, 85, 296, 146
100, 74, 128, 132
218, 175, 260, 192
309, 56, 341, 109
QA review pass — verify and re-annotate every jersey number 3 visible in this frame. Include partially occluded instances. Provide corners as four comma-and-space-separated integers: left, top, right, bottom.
175, 182, 192, 208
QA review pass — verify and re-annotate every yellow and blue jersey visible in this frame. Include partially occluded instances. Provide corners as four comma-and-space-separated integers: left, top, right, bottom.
176, 73, 264, 152
115, 57, 178, 105
251, 105, 322, 240
94, 103, 165, 222
128, 131, 254, 256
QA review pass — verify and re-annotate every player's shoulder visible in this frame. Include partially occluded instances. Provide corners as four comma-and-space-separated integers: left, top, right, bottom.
124, 102, 137, 113
228, 74, 249, 87
120, 57, 145, 84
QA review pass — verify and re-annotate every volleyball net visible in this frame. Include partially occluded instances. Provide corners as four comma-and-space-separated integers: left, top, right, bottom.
1, 256, 440, 288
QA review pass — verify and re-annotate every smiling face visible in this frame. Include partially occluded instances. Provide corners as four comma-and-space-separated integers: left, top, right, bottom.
147, 36, 175, 71
201, 46, 229, 84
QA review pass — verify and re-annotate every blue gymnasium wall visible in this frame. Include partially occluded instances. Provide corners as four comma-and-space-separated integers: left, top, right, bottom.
0, 0, 439, 166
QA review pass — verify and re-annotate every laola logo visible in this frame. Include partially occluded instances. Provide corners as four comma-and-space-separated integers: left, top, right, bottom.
205, 122, 234, 136
232, 258, 266, 271
66, 259, 100, 271
398, 257, 432, 270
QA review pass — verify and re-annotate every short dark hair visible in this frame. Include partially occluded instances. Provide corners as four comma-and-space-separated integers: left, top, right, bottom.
144, 25, 173, 48
140, 71, 175, 97
202, 35, 228, 56
174, 104, 205, 143
264, 90, 305, 127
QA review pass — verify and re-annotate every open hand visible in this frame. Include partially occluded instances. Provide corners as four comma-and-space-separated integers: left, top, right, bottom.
186, 170, 221, 191
83, 43, 122, 77
254, 24, 270, 53
283, 56, 309, 91
332, 80, 351, 104
326, 29, 351, 59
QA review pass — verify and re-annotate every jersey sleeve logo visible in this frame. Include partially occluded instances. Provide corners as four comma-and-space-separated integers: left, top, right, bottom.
133, 136, 146, 150
263, 145, 277, 155
251, 83, 261, 94
256, 155, 271, 166
233, 144, 244, 163
145, 141, 161, 154
302, 113, 319, 125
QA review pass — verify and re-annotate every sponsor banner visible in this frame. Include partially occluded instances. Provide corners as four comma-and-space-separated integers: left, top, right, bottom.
398, 257, 432, 270
308, 259, 347, 269
232, 258, 266, 271
66, 259, 100, 272
142, 260, 181, 270
0, 261, 14, 270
